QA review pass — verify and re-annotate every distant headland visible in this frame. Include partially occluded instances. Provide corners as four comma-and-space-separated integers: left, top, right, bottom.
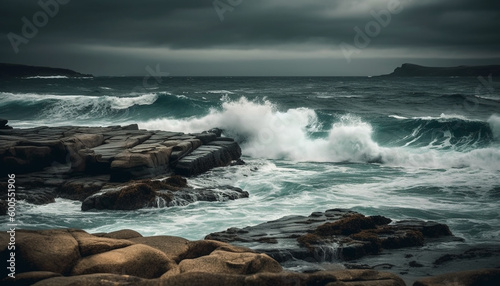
381, 63, 500, 77
0, 63, 93, 78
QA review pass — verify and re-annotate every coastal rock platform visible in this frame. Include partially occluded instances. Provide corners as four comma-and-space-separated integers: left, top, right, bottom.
0, 123, 244, 212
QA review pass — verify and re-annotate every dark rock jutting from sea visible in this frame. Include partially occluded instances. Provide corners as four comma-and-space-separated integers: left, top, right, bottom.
0, 63, 93, 78
381, 63, 500, 77
0, 122, 245, 212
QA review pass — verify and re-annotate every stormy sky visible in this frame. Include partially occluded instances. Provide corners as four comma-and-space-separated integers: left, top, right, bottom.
1, 0, 499, 76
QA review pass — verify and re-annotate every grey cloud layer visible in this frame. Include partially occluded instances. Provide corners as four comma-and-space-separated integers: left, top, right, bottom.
1, 0, 499, 75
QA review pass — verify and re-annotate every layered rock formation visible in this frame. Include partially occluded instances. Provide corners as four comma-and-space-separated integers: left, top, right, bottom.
0, 124, 244, 211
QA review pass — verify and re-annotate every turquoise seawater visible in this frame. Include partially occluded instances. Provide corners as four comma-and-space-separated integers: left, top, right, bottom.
1, 76, 499, 247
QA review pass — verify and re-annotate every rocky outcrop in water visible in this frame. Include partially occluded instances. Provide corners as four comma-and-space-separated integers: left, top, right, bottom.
382, 63, 500, 77
81, 181, 248, 211
0, 119, 12, 130
0, 63, 93, 78
0, 124, 244, 212
1, 124, 241, 180
206, 209, 454, 263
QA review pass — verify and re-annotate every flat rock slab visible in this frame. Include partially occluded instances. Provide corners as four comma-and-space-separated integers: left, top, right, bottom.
206, 209, 455, 263
0, 124, 244, 212
0, 125, 242, 181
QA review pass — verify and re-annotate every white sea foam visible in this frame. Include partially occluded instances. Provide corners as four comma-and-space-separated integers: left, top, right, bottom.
488, 114, 500, 140
388, 115, 408, 120
412, 113, 479, 122
139, 97, 500, 170
0, 92, 159, 111
23, 75, 69, 79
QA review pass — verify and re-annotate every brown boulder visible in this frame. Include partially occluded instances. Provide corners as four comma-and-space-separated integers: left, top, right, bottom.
71, 244, 174, 278
175, 250, 282, 276
2, 271, 61, 286
71, 230, 135, 256
94, 229, 143, 240
157, 272, 245, 286
14, 229, 80, 275
32, 273, 146, 286
129, 235, 190, 262
413, 268, 500, 286
181, 240, 254, 260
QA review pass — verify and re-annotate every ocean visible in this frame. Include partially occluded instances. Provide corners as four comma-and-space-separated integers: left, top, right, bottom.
1, 76, 499, 259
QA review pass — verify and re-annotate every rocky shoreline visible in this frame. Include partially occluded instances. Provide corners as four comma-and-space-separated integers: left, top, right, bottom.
1, 121, 499, 285
0, 121, 245, 213
1, 228, 499, 286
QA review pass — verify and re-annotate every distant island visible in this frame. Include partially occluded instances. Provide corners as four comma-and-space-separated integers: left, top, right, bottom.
381, 63, 500, 77
0, 63, 93, 78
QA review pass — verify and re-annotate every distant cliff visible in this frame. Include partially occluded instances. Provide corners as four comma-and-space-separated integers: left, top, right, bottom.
382, 63, 500, 77
0, 63, 93, 78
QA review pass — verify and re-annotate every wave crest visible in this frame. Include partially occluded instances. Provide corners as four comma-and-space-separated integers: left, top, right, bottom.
139, 97, 500, 170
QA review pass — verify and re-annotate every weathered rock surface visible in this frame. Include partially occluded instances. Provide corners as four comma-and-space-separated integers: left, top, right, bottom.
81, 179, 249, 211
0, 125, 241, 180
2, 227, 496, 285
2, 228, 408, 286
0, 124, 244, 213
413, 268, 500, 286
206, 209, 454, 263
71, 244, 174, 278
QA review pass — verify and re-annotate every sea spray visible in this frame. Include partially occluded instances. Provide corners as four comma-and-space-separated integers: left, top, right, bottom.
488, 114, 500, 140
139, 97, 500, 170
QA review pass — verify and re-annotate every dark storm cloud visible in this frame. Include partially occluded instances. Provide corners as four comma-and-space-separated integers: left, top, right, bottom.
0, 0, 499, 75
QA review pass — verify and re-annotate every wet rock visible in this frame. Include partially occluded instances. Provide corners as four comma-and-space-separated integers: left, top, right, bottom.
82, 183, 157, 211
110, 144, 172, 182
0, 187, 56, 205
57, 180, 106, 201
433, 247, 500, 266
206, 209, 454, 263
1, 125, 242, 184
173, 140, 241, 176
413, 268, 500, 286
167, 186, 249, 206
82, 180, 249, 211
